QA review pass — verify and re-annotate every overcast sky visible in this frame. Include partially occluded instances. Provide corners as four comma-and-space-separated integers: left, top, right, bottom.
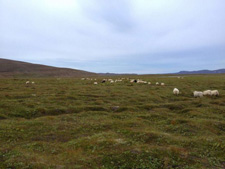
0, 0, 225, 73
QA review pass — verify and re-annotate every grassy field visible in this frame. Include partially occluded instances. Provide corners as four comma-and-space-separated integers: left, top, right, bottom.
0, 75, 225, 168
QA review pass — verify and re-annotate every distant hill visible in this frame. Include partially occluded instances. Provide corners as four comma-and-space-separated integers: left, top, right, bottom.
176, 69, 225, 74
99, 73, 138, 76
0, 58, 97, 77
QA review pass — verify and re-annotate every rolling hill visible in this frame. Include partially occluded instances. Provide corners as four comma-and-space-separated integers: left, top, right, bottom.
176, 69, 225, 74
0, 58, 97, 77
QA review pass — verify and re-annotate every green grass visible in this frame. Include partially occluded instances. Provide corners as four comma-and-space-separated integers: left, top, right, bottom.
0, 75, 225, 168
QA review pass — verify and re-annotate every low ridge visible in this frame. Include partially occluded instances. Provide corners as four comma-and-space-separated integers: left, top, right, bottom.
0, 58, 97, 77
176, 69, 225, 74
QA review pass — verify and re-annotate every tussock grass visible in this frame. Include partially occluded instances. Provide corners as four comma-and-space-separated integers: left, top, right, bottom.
0, 75, 225, 168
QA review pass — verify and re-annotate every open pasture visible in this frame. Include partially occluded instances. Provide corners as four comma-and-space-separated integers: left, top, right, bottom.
0, 75, 225, 168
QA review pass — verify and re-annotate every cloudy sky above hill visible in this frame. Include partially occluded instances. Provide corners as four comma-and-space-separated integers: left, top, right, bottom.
0, 0, 225, 73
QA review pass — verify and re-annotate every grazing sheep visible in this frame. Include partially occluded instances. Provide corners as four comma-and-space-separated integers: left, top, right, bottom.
26, 81, 30, 85
193, 91, 203, 98
94, 82, 98, 85
81, 78, 85, 80
173, 88, 179, 95
137, 79, 145, 83
161, 83, 165, 86
156, 82, 159, 85
203, 90, 212, 96
32, 82, 35, 84
211, 90, 219, 96
148, 82, 151, 85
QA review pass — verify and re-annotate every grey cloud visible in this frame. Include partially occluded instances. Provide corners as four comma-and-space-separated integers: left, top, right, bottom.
79, 0, 135, 32
0, 0, 225, 73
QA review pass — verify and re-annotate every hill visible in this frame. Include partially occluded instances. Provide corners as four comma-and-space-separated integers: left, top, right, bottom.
99, 73, 138, 76
0, 58, 97, 77
176, 69, 225, 74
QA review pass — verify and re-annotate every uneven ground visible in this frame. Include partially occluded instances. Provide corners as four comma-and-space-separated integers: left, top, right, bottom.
0, 75, 225, 168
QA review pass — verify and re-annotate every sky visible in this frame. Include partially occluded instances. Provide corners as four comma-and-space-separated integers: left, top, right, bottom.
0, 0, 225, 74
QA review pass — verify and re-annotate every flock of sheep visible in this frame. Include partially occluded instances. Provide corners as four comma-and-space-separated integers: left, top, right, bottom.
25, 78, 220, 98
82, 77, 220, 98
130, 79, 165, 86
82, 77, 166, 86
26, 81, 35, 85
173, 88, 219, 97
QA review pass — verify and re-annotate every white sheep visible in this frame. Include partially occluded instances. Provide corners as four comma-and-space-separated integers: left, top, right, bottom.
173, 88, 179, 95
156, 82, 159, 85
26, 81, 30, 85
32, 81, 35, 84
138, 80, 146, 84
94, 82, 98, 85
193, 91, 203, 98
211, 90, 219, 96
161, 83, 165, 86
148, 82, 151, 85
203, 90, 211, 96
